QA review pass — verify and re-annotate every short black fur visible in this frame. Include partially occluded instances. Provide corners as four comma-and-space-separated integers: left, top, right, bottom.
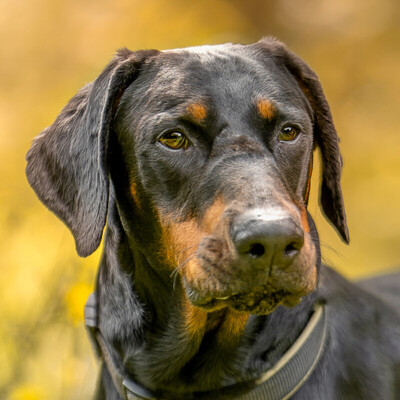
26, 38, 399, 399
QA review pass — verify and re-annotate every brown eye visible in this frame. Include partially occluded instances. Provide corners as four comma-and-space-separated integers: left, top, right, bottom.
278, 126, 300, 142
158, 131, 189, 150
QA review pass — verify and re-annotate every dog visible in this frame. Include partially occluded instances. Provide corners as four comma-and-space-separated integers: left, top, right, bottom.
26, 38, 400, 399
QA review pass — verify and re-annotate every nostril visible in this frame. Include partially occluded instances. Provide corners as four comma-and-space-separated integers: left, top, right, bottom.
284, 242, 300, 257
247, 243, 265, 259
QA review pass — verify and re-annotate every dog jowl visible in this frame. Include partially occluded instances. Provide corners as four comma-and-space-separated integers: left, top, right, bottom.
26, 38, 353, 396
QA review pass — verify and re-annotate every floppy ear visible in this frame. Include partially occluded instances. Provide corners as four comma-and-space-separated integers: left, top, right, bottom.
26, 49, 159, 257
260, 37, 349, 244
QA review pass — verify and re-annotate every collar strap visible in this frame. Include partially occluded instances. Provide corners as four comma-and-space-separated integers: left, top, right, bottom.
85, 294, 326, 400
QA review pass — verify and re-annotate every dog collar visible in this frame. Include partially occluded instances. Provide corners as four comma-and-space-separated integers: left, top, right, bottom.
85, 294, 326, 400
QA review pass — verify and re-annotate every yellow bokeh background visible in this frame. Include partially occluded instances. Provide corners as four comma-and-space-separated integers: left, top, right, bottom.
1, 0, 400, 398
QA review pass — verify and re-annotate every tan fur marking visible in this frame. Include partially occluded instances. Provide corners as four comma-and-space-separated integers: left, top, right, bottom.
308, 262, 317, 293
298, 237, 317, 294
183, 299, 248, 340
159, 197, 248, 340
186, 103, 207, 122
304, 155, 313, 204
161, 219, 204, 268
300, 207, 310, 233
184, 258, 211, 286
201, 196, 226, 232
217, 310, 249, 342
182, 298, 207, 338
160, 196, 227, 268
256, 99, 275, 120
130, 181, 141, 209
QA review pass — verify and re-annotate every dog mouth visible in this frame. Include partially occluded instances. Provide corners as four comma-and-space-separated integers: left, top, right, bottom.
179, 205, 317, 315
186, 284, 304, 315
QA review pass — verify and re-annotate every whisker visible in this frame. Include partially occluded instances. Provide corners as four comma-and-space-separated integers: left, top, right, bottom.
165, 244, 198, 280
179, 244, 198, 255
170, 269, 180, 291
170, 252, 199, 290
308, 236, 347, 266
319, 240, 346, 260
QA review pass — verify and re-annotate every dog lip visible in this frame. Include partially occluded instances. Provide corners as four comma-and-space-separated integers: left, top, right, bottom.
212, 290, 240, 301
214, 295, 231, 300
187, 287, 304, 314
185, 288, 237, 309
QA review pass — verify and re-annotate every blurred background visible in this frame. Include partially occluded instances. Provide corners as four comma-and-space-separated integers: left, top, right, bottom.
1, 0, 399, 398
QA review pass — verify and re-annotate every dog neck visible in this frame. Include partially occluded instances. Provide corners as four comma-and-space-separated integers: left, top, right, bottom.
96, 203, 318, 395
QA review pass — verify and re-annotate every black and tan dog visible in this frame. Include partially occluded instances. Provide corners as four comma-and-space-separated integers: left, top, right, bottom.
26, 38, 399, 399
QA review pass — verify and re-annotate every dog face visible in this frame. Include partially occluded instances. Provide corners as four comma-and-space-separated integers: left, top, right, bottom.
26, 38, 349, 316
113, 45, 318, 314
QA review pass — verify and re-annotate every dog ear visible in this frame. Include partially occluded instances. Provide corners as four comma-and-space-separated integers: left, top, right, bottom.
26, 49, 159, 257
260, 38, 350, 244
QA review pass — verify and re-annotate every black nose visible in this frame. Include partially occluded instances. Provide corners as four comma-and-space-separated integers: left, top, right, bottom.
232, 209, 304, 269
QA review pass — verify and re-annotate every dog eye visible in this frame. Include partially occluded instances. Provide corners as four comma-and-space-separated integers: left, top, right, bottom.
278, 126, 300, 142
158, 131, 190, 150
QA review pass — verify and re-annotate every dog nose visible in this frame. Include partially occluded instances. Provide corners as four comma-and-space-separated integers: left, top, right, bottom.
232, 209, 304, 269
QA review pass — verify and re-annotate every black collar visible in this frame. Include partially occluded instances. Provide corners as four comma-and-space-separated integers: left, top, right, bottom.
85, 294, 326, 400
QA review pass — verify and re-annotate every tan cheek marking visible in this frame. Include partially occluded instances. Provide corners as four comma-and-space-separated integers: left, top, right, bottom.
130, 181, 141, 209
186, 103, 207, 122
182, 197, 228, 281
301, 239, 318, 293
159, 196, 227, 268
183, 258, 213, 288
309, 264, 317, 292
160, 218, 205, 268
201, 196, 226, 232
256, 99, 275, 120
300, 207, 310, 233
304, 156, 313, 204
298, 232, 318, 293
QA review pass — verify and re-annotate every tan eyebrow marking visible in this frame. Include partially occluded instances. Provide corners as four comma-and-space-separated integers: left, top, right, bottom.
186, 103, 207, 122
256, 99, 276, 120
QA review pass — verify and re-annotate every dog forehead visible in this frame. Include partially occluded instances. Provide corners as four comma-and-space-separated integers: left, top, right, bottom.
159, 43, 269, 82
161, 42, 254, 65
138, 43, 291, 106
162, 42, 235, 55
119, 43, 308, 127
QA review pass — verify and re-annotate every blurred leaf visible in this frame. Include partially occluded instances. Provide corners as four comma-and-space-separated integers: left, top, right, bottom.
9, 385, 45, 400
64, 283, 93, 325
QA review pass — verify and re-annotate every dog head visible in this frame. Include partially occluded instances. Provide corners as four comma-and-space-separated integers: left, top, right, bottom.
26, 38, 349, 315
